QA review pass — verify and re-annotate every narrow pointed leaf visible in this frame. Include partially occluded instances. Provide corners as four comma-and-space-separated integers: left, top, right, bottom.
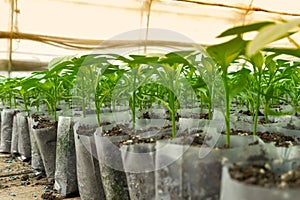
263, 47, 300, 58
217, 21, 274, 38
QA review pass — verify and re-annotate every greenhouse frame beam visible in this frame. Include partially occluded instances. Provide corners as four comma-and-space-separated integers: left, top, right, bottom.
175, 0, 300, 17
0, 59, 48, 71
0, 31, 203, 50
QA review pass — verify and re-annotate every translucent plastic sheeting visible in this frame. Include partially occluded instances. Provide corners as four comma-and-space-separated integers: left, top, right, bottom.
1, 0, 300, 72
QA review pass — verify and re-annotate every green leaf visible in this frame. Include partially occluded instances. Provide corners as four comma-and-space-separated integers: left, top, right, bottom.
201, 57, 215, 73
265, 85, 274, 101
20, 78, 38, 91
47, 60, 73, 76
217, 21, 274, 38
192, 76, 207, 89
81, 54, 112, 66
128, 55, 159, 65
159, 53, 189, 66
265, 107, 295, 116
265, 57, 277, 74
228, 68, 250, 100
48, 55, 75, 70
263, 48, 300, 58
207, 36, 247, 70
247, 18, 300, 56
250, 52, 264, 70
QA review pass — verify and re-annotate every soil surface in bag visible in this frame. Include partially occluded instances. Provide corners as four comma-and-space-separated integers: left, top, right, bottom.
140, 110, 210, 120
32, 117, 57, 129
222, 129, 298, 147
100, 123, 169, 145
229, 162, 300, 189
32, 118, 58, 182
76, 121, 111, 136
119, 127, 205, 146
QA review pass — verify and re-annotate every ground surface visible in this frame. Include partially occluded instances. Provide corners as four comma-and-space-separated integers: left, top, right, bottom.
0, 154, 81, 200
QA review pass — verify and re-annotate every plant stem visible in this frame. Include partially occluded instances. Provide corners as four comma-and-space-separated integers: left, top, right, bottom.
224, 73, 231, 148
95, 93, 101, 127
208, 103, 212, 120
169, 91, 176, 138
23, 96, 30, 116
131, 71, 137, 131
264, 103, 269, 124
132, 91, 136, 131
253, 72, 261, 135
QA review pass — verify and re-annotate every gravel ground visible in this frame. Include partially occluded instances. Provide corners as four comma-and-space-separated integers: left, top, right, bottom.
0, 154, 81, 200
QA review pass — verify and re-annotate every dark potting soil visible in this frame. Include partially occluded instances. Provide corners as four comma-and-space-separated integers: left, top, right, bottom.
238, 109, 264, 117
140, 112, 162, 119
189, 113, 210, 119
229, 162, 300, 189
120, 128, 205, 146
120, 134, 172, 145
13, 110, 20, 116
31, 113, 57, 129
221, 129, 297, 147
76, 124, 97, 136
256, 132, 297, 147
32, 118, 57, 129
76, 121, 111, 136
141, 111, 209, 120
31, 113, 47, 121
258, 118, 276, 124
284, 122, 300, 130
102, 124, 132, 137
165, 115, 181, 121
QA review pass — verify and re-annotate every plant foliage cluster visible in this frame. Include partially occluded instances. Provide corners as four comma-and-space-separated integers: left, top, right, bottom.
0, 19, 299, 146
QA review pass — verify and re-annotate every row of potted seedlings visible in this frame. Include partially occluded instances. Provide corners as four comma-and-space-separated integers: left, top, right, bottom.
0, 19, 299, 199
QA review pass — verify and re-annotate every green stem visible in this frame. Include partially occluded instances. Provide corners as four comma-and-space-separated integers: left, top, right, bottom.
208, 103, 212, 120
96, 103, 101, 127
9, 93, 12, 108
132, 91, 136, 131
169, 91, 176, 138
132, 71, 137, 131
264, 103, 269, 124
23, 96, 30, 116
81, 78, 86, 117
253, 72, 261, 136
13, 94, 17, 108
224, 73, 231, 148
